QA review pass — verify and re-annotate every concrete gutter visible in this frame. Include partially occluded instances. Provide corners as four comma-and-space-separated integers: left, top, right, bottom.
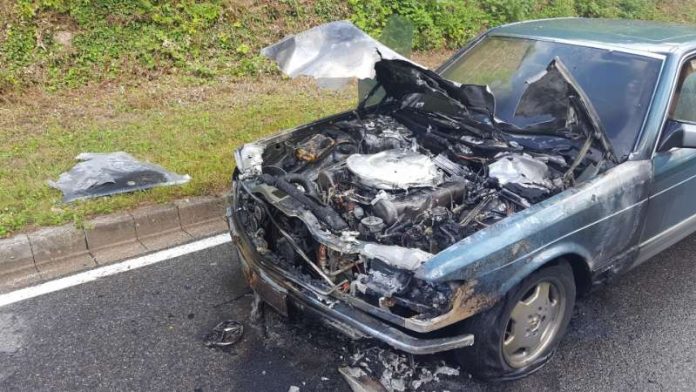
0, 195, 229, 294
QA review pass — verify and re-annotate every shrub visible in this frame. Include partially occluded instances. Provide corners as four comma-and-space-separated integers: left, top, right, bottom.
0, 0, 692, 92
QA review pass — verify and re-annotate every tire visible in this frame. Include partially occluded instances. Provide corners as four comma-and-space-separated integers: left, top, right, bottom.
453, 261, 576, 381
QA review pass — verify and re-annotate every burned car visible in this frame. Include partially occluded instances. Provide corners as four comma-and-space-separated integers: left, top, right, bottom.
228, 18, 696, 380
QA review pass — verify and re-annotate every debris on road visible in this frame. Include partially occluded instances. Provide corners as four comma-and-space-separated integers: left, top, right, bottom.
341, 346, 462, 392
339, 367, 387, 392
49, 152, 190, 202
250, 293, 264, 322
204, 320, 244, 348
203, 290, 463, 390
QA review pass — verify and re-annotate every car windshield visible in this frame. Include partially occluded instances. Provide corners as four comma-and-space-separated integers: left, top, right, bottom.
440, 36, 663, 160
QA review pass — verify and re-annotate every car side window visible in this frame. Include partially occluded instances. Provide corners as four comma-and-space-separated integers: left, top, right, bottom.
671, 59, 696, 124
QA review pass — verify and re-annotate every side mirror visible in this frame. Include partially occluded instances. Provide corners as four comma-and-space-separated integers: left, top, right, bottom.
658, 121, 696, 152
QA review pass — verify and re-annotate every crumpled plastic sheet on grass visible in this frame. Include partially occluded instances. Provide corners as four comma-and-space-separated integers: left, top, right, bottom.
261, 20, 415, 88
48, 152, 191, 202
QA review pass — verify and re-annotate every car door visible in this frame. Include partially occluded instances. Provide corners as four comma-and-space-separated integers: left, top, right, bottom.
639, 57, 696, 261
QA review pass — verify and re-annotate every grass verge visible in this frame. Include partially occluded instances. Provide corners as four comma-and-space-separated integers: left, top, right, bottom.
0, 50, 453, 238
0, 76, 356, 237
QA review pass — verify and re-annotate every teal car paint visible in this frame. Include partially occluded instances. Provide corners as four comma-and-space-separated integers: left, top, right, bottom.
228, 18, 696, 356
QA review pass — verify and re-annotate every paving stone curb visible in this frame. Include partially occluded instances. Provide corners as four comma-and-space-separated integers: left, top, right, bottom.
0, 195, 230, 294
175, 196, 228, 238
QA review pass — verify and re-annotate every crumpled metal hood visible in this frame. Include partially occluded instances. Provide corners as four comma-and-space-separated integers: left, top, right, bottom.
262, 22, 617, 164
516, 58, 618, 163
373, 58, 496, 119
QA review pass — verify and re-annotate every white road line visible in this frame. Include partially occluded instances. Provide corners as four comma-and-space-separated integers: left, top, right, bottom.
0, 233, 232, 308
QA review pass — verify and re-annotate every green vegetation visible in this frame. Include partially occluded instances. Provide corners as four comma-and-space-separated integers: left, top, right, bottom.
350, 0, 695, 50
2, 1, 695, 93
1, 0, 695, 236
0, 0, 349, 93
0, 78, 354, 236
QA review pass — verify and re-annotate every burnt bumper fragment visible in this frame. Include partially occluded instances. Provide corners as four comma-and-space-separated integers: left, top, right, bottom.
227, 204, 475, 355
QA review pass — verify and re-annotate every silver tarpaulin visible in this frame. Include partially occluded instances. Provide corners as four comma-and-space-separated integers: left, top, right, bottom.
49, 152, 190, 202
261, 20, 414, 88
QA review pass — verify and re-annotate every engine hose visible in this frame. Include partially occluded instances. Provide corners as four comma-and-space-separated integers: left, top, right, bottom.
259, 174, 348, 231
283, 174, 319, 198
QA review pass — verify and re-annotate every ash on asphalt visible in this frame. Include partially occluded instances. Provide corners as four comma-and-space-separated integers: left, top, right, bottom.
240, 297, 465, 392
0, 241, 455, 392
3, 236, 696, 391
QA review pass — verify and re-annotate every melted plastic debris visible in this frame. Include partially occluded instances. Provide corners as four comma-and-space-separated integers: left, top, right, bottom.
49, 152, 190, 202
488, 153, 553, 188
344, 347, 462, 392
236, 144, 265, 179
361, 244, 432, 271
204, 320, 244, 348
339, 367, 388, 392
261, 20, 415, 88
223, 292, 463, 391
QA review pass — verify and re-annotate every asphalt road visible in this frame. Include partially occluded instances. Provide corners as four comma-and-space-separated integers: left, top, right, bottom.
3, 234, 696, 391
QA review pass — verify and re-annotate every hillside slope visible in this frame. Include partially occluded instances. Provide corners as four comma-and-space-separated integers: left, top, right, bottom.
2, 0, 695, 94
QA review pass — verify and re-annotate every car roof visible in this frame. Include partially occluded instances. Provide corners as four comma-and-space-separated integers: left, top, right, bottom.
490, 18, 696, 57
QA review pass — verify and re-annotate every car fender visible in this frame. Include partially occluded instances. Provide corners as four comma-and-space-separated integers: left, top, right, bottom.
415, 160, 652, 311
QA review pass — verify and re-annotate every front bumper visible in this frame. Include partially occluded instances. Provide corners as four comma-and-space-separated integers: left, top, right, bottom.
227, 200, 475, 355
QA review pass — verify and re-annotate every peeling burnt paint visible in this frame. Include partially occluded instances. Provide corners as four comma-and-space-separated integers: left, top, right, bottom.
227, 21, 670, 357
405, 281, 497, 331
234, 56, 630, 322
415, 160, 652, 297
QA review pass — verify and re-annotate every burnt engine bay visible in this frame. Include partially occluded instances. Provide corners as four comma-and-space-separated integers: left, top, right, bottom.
233, 59, 609, 323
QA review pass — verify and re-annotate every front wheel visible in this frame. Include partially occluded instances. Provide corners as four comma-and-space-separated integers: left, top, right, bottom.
454, 261, 576, 381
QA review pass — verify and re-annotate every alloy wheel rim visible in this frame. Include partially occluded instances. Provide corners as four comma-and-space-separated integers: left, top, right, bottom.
502, 280, 566, 368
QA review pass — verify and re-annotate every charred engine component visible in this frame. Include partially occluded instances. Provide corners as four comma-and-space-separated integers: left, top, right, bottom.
336, 114, 413, 153
355, 260, 412, 297
489, 153, 552, 187
346, 149, 444, 190
235, 192, 269, 254
372, 182, 468, 225
362, 131, 411, 153
431, 206, 451, 224
359, 216, 385, 239
295, 134, 335, 162
433, 153, 471, 177
283, 173, 319, 198
431, 205, 467, 252
258, 173, 348, 231
316, 244, 360, 279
